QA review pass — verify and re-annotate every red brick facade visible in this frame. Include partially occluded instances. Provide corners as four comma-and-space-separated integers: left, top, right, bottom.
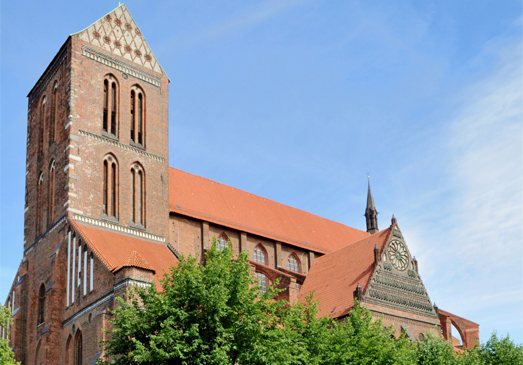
3, 4, 478, 364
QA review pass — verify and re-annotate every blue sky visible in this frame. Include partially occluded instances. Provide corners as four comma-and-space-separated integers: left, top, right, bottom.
1, 0, 522, 344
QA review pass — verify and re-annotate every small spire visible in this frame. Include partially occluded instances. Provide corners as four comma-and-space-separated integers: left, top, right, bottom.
365, 175, 378, 234
354, 283, 363, 302
391, 214, 397, 226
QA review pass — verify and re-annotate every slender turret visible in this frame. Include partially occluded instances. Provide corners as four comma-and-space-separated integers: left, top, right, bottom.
365, 176, 379, 234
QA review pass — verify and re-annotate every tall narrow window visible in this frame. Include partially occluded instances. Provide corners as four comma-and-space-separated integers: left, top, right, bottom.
78, 243, 82, 287
103, 80, 108, 132
130, 85, 145, 146
38, 284, 45, 324
111, 162, 117, 217
130, 90, 135, 141
253, 245, 266, 265
89, 253, 94, 292
83, 247, 87, 296
256, 272, 268, 295
103, 160, 108, 214
103, 75, 118, 136
47, 160, 56, 227
71, 235, 76, 304
137, 93, 143, 145
49, 81, 58, 145
130, 163, 145, 226
102, 154, 118, 218
36, 172, 44, 236
66, 335, 72, 365
287, 254, 300, 272
67, 231, 71, 307
38, 97, 47, 156
75, 330, 83, 365
111, 82, 117, 134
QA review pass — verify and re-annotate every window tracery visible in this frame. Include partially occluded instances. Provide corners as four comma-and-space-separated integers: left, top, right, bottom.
253, 245, 266, 265
287, 254, 300, 272
130, 163, 145, 226
102, 154, 118, 218
103, 75, 119, 136
130, 85, 145, 146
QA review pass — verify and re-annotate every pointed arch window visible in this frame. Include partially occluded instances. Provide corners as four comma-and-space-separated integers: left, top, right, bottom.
102, 154, 118, 218
217, 233, 228, 251
287, 254, 300, 273
65, 335, 72, 365
130, 85, 145, 146
103, 75, 119, 137
38, 284, 45, 325
75, 330, 83, 365
36, 172, 44, 236
38, 97, 47, 156
49, 81, 58, 145
130, 163, 145, 227
256, 272, 268, 295
47, 160, 56, 227
253, 245, 266, 265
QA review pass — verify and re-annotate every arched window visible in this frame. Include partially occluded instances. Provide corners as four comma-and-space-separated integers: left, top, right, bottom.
49, 81, 58, 145
217, 233, 228, 251
38, 284, 45, 325
65, 335, 72, 365
253, 245, 266, 265
47, 160, 56, 227
36, 172, 44, 236
103, 75, 118, 136
256, 272, 268, 295
287, 254, 300, 273
130, 163, 145, 226
38, 97, 47, 156
75, 330, 83, 365
102, 154, 118, 218
130, 85, 145, 146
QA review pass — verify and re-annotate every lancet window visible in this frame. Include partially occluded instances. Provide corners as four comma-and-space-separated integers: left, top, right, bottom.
103, 75, 119, 136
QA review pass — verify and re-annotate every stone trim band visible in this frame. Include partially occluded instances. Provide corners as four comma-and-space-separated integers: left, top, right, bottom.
78, 129, 165, 162
82, 46, 161, 87
73, 214, 166, 242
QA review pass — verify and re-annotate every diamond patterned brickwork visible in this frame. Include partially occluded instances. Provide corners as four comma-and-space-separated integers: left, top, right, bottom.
78, 5, 162, 74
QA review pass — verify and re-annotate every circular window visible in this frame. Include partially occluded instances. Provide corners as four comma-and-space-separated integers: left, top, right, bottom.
387, 240, 409, 271
418, 333, 425, 342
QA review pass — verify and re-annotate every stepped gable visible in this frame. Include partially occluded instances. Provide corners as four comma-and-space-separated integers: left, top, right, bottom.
71, 220, 176, 287
169, 167, 370, 254
298, 228, 391, 318
73, 3, 164, 74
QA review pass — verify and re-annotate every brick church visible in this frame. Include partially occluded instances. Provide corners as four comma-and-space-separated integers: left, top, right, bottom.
2, 4, 479, 364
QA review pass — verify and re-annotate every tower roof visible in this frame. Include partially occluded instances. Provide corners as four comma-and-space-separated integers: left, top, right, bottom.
73, 3, 166, 76
366, 177, 376, 212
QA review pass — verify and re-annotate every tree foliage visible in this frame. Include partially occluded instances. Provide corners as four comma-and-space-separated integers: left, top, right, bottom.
0, 305, 20, 365
101, 239, 522, 365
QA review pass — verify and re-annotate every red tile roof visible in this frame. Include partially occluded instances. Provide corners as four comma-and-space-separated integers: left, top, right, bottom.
169, 167, 369, 254
297, 228, 391, 318
71, 220, 177, 287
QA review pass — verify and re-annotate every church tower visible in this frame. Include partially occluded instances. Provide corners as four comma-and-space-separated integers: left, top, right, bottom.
10, 5, 172, 364
24, 4, 170, 248
365, 177, 378, 234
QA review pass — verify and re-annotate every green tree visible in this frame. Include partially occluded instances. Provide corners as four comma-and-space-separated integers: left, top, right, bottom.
480, 332, 523, 365
416, 333, 457, 365
101, 239, 304, 365
0, 305, 20, 365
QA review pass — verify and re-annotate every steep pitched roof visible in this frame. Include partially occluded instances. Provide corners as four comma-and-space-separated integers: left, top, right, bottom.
169, 167, 369, 254
73, 4, 165, 75
71, 220, 176, 287
297, 228, 391, 318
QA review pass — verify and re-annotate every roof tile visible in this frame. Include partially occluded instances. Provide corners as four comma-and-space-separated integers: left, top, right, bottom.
298, 228, 391, 318
169, 167, 369, 253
